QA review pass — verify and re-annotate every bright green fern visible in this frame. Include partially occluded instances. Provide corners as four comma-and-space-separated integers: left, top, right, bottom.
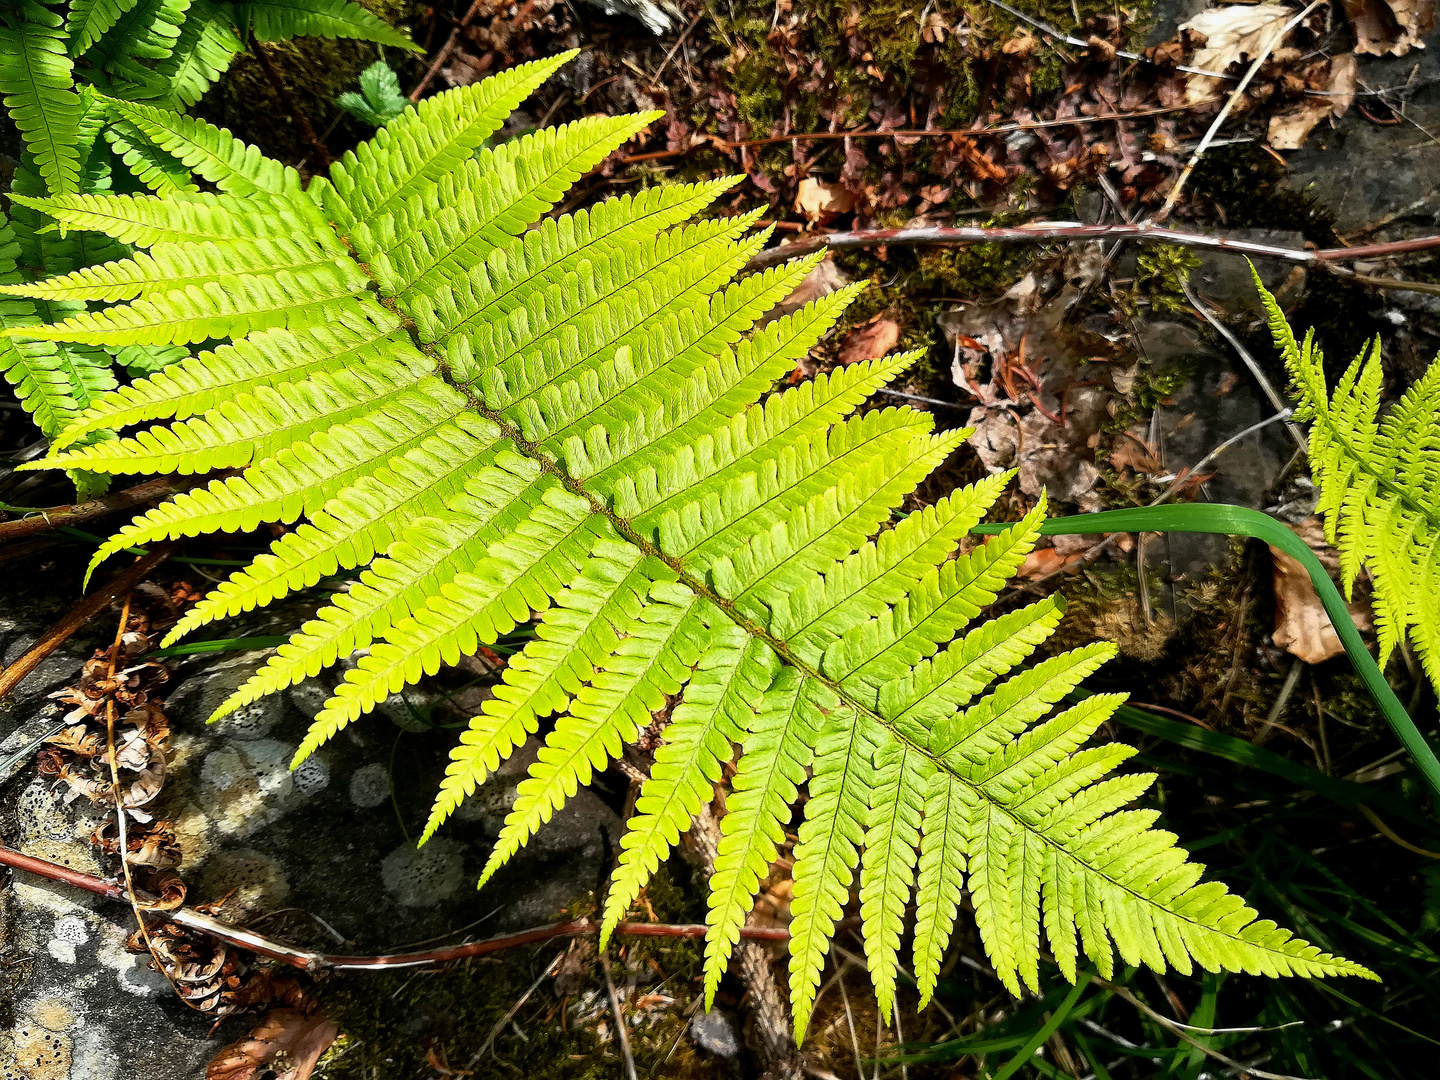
1259, 272, 1440, 696
6, 58, 1374, 1038
0, 0, 418, 459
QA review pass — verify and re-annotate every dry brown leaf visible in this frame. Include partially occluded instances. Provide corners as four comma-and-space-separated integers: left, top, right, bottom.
794, 177, 854, 222
1270, 520, 1373, 663
1110, 426, 1164, 476
1267, 53, 1358, 149
1180, 3, 1298, 104
207, 1007, 338, 1080
1345, 0, 1436, 54
1018, 546, 1087, 579
837, 312, 900, 365
759, 256, 849, 327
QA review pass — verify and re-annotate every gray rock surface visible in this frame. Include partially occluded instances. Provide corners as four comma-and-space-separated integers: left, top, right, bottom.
0, 566, 621, 1079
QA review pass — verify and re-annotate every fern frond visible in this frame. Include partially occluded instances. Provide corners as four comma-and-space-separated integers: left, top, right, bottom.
8, 190, 326, 245
106, 98, 308, 198
152, 0, 242, 107
0, 5, 84, 196
1257, 271, 1440, 688
21, 67, 1371, 1046
104, 120, 199, 194
83, 0, 187, 65
232, 0, 420, 51
67, 0, 141, 56
322, 50, 576, 226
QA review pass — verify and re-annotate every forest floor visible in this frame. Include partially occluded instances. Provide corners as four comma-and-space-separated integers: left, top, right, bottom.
3, 1, 1440, 1078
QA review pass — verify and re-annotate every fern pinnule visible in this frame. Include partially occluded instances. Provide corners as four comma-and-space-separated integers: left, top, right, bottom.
9, 56, 1376, 1042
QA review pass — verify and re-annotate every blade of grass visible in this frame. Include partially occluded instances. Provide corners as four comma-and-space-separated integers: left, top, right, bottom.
975, 504, 1440, 801
149, 635, 290, 657
988, 980, 1088, 1080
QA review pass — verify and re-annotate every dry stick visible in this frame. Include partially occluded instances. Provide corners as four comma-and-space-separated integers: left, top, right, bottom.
1154, 1, 1323, 224
719, 99, 1222, 150
249, 35, 332, 172
473, 951, 566, 1063
0, 475, 211, 544
1090, 976, 1316, 1080
741, 222, 1440, 272
1181, 279, 1308, 452
599, 947, 639, 1080
0, 842, 835, 971
409, 0, 487, 102
0, 545, 173, 701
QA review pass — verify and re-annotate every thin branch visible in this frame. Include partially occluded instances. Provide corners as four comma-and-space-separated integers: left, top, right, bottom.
0, 545, 174, 701
1155, 1, 1322, 223
1181, 279, 1308, 451
409, 0, 487, 102
0, 475, 211, 544
718, 99, 1223, 149
741, 222, 1440, 272
599, 947, 639, 1080
0, 844, 842, 972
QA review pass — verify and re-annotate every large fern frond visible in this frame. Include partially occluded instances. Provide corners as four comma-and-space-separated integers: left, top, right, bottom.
1257, 272, 1440, 691
12, 58, 1374, 1042
0, 3, 84, 196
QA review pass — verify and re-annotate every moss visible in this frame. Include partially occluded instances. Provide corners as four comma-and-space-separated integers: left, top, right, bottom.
1135, 244, 1202, 316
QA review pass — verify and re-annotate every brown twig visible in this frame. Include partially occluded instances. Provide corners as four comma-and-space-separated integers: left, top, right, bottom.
1154, 1, 1322, 224
742, 222, 1440, 272
0, 844, 838, 972
249, 35, 332, 172
599, 947, 639, 1080
0, 545, 173, 701
718, 99, 1223, 150
0, 475, 211, 544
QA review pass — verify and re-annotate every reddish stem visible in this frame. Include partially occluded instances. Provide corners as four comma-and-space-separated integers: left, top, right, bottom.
0, 844, 812, 973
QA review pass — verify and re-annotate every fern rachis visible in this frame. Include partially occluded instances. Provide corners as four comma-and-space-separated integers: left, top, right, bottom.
7, 56, 1374, 1038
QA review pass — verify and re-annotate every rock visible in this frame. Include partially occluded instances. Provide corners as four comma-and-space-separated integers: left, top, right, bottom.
0, 568, 622, 1079
691, 1009, 740, 1058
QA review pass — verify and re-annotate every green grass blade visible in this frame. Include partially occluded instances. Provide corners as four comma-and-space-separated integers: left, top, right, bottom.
976, 504, 1440, 801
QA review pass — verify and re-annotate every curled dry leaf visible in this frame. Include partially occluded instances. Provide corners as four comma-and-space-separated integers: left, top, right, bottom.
760, 256, 849, 327
207, 1007, 339, 1080
1271, 518, 1373, 664
1267, 53, 1358, 150
1344, 0, 1436, 54
1180, 3, 1299, 103
794, 177, 854, 222
837, 311, 901, 365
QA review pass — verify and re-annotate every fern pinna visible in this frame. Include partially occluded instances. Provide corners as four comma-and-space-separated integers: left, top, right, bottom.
4, 56, 1371, 1035
1259, 274, 1440, 698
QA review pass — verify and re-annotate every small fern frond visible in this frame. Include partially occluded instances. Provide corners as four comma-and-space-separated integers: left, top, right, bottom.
106, 98, 309, 198
152, 0, 243, 107
66, 0, 141, 57
0, 5, 84, 196
104, 120, 199, 193
1257, 270, 1440, 688
21, 64, 1372, 1045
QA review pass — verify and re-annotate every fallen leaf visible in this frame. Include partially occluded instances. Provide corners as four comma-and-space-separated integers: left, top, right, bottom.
1019, 546, 1087, 579
1271, 519, 1373, 663
794, 177, 854, 222
837, 312, 900, 365
1180, 3, 1299, 104
1110, 426, 1164, 476
1344, 0, 1436, 54
1267, 53, 1358, 149
207, 1007, 338, 1080
759, 256, 849, 326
